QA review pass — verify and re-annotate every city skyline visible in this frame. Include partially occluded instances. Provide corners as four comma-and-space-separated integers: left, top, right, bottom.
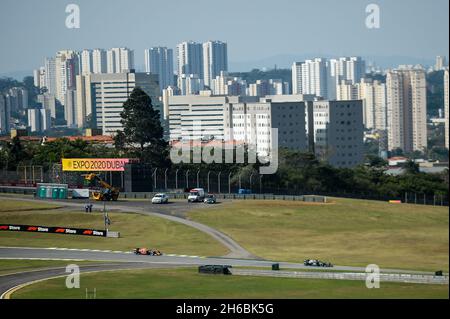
0, 0, 449, 77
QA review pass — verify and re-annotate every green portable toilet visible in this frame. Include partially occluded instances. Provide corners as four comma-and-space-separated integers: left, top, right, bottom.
38, 186, 46, 198
52, 187, 59, 199
59, 187, 67, 199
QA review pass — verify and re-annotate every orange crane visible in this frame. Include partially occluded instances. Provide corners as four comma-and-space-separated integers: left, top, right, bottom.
84, 173, 120, 201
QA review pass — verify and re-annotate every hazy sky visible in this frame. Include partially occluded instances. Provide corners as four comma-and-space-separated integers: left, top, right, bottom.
0, 0, 448, 74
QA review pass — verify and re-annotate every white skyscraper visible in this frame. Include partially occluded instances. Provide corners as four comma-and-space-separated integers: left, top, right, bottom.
444, 68, 449, 150
144, 47, 174, 91
55, 50, 79, 106
92, 49, 107, 74
202, 41, 228, 87
81, 49, 93, 75
176, 41, 203, 78
435, 56, 447, 71
292, 58, 330, 99
386, 66, 427, 153
44, 57, 56, 95
107, 48, 134, 73
33, 67, 46, 88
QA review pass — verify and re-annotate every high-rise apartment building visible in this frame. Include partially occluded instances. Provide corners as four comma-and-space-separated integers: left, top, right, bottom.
45, 57, 56, 95
176, 41, 203, 78
55, 50, 79, 106
33, 67, 46, 88
107, 48, 134, 73
291, 58, 328, 99
311, 100, 364, 168
444, 67, 449, 150
0, 94, 10, 134
92, 49, 107, 74
177, 74, 204, 95
386, 66, 427, 153
435, 56, 447, 71
202, 41, 228, 87
81, 49, 93, 75
211, 72, 247, 96
144, 47, 174, 91
65, 89, 77, 128
336, 79, 387, 131
27, 108, 51, 133
37, 93, 57, 119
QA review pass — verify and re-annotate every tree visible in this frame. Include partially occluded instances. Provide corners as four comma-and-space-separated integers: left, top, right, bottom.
119, 87, 166, 161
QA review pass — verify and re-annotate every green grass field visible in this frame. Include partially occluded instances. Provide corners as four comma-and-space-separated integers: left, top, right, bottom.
188, 198, 449, 272
0, 200, 61, 212
11, 268, 449, 299
0, 199, 228, 257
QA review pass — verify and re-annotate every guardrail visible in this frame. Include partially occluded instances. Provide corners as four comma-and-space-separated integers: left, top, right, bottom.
230, 269, 449, 285
121, 192, 327, 203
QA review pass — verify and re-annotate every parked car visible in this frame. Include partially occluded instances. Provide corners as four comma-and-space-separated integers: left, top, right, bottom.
188, 188, 205, 202
204, 194, 217, 204
152, 193, 169, 204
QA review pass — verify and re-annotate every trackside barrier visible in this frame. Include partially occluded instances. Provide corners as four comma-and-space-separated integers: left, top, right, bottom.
230, 269, 449, 285
121, 192, 327, 203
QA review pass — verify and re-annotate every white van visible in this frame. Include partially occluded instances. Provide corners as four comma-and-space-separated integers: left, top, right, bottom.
188, 188, 205, 202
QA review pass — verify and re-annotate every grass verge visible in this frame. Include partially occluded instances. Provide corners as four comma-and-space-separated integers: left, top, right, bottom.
11, 267, 449, 299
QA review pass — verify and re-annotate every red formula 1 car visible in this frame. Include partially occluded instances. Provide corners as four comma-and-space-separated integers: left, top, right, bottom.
133, 247, 162, 256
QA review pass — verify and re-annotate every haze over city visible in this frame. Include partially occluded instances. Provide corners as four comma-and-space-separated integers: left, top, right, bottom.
0, 0, 449, 78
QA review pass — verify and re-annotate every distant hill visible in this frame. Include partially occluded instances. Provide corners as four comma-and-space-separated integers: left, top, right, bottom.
0, 70, 33, 81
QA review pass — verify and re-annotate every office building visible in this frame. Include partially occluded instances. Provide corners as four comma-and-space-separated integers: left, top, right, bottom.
168, 94, 307, 156
75, 71, 160, 134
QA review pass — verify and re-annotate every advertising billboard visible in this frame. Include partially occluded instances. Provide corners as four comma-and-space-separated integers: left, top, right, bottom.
0, 224, 106, 237
62, 158, 130, 172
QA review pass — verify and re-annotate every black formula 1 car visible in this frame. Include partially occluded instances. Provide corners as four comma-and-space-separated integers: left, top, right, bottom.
133, 248, 162, 256
304, 259, 333, 267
